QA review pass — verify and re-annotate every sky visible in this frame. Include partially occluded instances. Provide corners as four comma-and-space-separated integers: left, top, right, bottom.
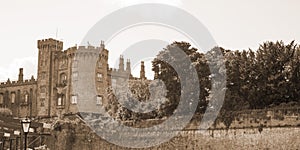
0, 0, 300, 81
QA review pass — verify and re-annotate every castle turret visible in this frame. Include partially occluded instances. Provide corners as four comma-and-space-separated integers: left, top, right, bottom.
119, 55, 124, 71
140, 61, 146, 80
18, 68, 24, 82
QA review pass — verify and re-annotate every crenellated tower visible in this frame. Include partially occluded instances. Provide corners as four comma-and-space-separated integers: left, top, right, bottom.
37, 38, 63, 117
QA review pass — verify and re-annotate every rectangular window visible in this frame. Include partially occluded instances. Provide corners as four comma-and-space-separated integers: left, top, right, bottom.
72, 72, 78, 81
71, 95, 77, 104
96, 95, 102, 105
40, 98, 45, 107
0, 94, 3, 104
98, 61, 102, 68
57, 97, 62, 106
97, 73, 103, 81
60, 73, 67, 84
11, 93, 15, 104
112, 79, 117, 89
57, 94, 65, 106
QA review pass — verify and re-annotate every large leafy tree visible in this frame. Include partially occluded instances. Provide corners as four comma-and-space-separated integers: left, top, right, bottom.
152, 41, 211, 117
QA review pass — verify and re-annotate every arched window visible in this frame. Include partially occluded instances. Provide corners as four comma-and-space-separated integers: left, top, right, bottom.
24, 93, 29, 104
11, 92, 15, 104
60, 73, 67, 84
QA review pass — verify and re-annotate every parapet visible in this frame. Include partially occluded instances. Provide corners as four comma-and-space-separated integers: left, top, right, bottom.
37, 38, 63, 50
65, 46, 77, 55
0, 79, 36, 88
0, 75, 36, 88
76, 45, 101, 56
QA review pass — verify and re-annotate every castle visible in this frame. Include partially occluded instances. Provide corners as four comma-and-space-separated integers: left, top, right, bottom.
0, 38, 147, 118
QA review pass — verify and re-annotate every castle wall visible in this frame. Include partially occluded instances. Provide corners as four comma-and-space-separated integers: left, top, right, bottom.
43, 115, 300, 150
0, 79, 37, 118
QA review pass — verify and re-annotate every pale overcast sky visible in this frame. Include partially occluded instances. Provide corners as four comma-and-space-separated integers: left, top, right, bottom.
0, 0, 300, 81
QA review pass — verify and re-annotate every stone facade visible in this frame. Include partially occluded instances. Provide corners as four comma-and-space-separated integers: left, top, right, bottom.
0, 38, 145, 118
0, 69, 37, 118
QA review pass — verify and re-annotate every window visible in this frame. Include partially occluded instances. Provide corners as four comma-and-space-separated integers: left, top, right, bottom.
57, 97, 62, 106
0, 94, 3, 104
96, 95, 103, 105
73, 59, 78, 68
71, 95, 77, 104
112, 79, 117, 89
97, 73, 103, 81
57, 94, 64, 106
72, 72, 78, 81
59, 59, 67, 68
11, 93, 15, 104
98, 61, 102, 68
40, 98, 45, 107
24, 93, 29, 104
60, 73, 67, 84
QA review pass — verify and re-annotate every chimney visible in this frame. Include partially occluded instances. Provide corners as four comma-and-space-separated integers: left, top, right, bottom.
126, 59, 131, 73
100, 40, 105, 50
119, 55, 124, 71
18, 68, 24, 82
140, 61, 146, 80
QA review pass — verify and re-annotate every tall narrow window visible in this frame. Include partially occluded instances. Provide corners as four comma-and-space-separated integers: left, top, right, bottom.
57, 94, 64, 106
112, 79, 117, 90
11, 93, 15, 104
0, 94, 3, 104
71, 95, 77, 104
98, 61, 102, 68
73, 60, 78, 68
58, 97, 62, 106
96, 95, 103, 105
40, 98, 45, 107
24, 93, 29, 104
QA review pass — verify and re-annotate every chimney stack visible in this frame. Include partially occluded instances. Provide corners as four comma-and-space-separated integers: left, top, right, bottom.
18, 68, 24, 82
140, 61, 146, 80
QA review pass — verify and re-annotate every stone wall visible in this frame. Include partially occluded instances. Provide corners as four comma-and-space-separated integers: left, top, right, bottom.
43, 113, 300, 150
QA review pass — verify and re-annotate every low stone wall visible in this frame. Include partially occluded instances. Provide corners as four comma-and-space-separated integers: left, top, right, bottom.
46, 122, 300, 149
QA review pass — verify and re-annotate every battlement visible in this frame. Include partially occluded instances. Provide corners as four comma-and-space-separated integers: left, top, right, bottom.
76, 45, 102, 56
0, 68, 36, 87
0, 77, 36, 87
63, 46, 77, 56
37, 38, 63, 50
